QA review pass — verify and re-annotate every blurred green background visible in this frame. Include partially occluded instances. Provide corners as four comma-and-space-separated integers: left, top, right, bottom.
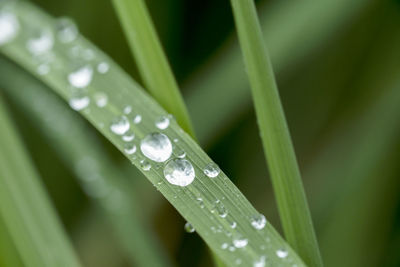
2, 0, 400, 266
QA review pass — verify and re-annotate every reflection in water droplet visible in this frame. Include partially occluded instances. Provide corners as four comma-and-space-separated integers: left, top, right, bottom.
0, 12, 19, 45
184, 222, 195, 233
68, 65, 93, 88
203, 163, 220, 178
93, 92, 108, 107
276, 249, 288, 258
27, 29, 54, 55
164, 158, 195, 187
251, 214, 267, 230
155, 115, 170, 129
124, 143, 137, 155
110, 116, 130, 135
97, 62, 109, 73
55, 17, 78, 43
140, 133, 172, 162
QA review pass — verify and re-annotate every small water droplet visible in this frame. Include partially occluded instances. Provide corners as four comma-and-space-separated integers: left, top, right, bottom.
93, 92, 108, 108
69, 92, 89, 111
196, 197, 205, 208
83, 48, 95, 61
230, 221, 237, 229
276, 249, 288, 258
123, 105, 132, 114
133, 114, 142, 124
253, 256, 266, 267
110, 115, 130, 135
0, 12, 19, 45
203, 163, 220, 178
213, 201, 228, 218
124, 143, 137, 155
27, 29, 54, 55
122, 131, 135, 142
221, 243, 228, 250
233, 238, 248, 248
140, 133, 172, 162
229, 246, 236, 252
140, 160, 151, 171
155, 115, 170, 129
68, 65, 93, 88
55, 17, 78, 43
251, 214, 267, 230
164, 158, 195, 187
184, 222, 195, 233
37, 64, 50, 75
97, 62, 109, 73
174, 146, 186, 158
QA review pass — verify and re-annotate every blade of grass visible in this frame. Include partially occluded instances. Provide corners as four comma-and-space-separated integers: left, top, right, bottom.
0, 216, 23, 267
0, 1, 306, 266
229, 1, 322, 266
111, 0, 194, 137
0, 57, 173, 267
0, 95, 81, 267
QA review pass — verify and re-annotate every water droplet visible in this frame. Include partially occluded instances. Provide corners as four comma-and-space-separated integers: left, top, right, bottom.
27, 29, 54, 55
203, 163, 220, 178
163, 158, 195, 187
123, 105, 132, 114
196, 197, 205, 208
133, 114, 142, 124
174, 146, 186, 158
140, 133, 172, 162
97, 62, 109, 73
124, 143, 137, 155
37, 64, 50, 75
0, 12, 19, 45
253, 256, 266, 267
233, 238, 248, 248
140, 160, 151, 171
230, 221, 237, 229
69, 93, 89, 111
93, 92, 108, 107
83, 49, 95, 61
55, 17, 78, 43
276, 249, 288, 258
122, 131, 135, 142
251, 214, 266, 230
184, 222, 195, 233
68, 65, 93, 88
110, 116, 130, 135
229, 246, 236, 252
155, 115, 170, 129
221, 243, 228, 249
213, 201, 228, 218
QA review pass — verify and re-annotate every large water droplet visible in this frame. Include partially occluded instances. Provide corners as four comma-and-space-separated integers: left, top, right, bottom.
69, 92, 89, 111
55, 17, 78, 43
251, 214, 266, 230
163, 158, 195, 187
276, 249, 288, 258
68, 65, 93, 88
184, 222, 195, 233
140, 133, 172, 162
110, 116, 130, 135
26, 29, 54, 55
203, 163, 220, 178
93, 92, 108, 108
233, 237, 248, 248
0, 12, 19, 45
155, 115, 170, 130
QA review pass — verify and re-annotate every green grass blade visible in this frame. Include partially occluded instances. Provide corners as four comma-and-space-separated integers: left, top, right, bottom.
0, 96, 81, 267
111, 0, 195, 137
0, 1, 307, 265
229, 1, 323, 266
0, 57, 173, 267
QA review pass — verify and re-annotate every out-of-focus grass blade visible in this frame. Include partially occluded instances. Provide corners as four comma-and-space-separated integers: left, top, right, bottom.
111, 0, 195, 137
0, 217, 23, 267
186, 0, 372, 145
0, 1, 306, 266
0, 96, 82, 267
0, 57, 173, 267
229, 1, 322, 266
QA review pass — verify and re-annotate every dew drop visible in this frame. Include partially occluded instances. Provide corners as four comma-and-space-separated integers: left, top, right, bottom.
133, 114, 142, 124
124, 143, 137, 155
68, 65, 93, 88
213, 201, 228, 218
122, 131, 135, 142
163, 158, 195, 187
253, 256, 266, 267
233, 238, 248, 248
110, 116, 130, 135
0, 12, 19, 45
196, 197, 205, 208
230, 221, 237, 229
184, 222, 195, 233
140, 160, 151, 171
123, 105, 132, 114
140, 133, 172, 162
276, 249, 288, 258
251, 214, 267, 230
221, 243, 228, 250
97, 62, 109, 73
174, 146, 186, 158
69, 93, 89, 111
55, 17, 78, 43
155, 115, 170, 130
93, 92, 108, 107
203, 163, 220, 178
26, 29, 54, 55
37, 64, 50, 75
